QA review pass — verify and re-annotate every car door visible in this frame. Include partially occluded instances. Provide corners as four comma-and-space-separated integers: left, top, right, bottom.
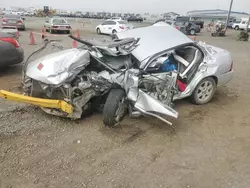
105, 21, 117, 34
99, 21, 109, 34
44, 19, 50, 29
240, 21, 246, 29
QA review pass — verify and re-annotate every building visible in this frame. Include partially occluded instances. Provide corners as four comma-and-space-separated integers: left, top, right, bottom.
187, 9, 249, 24
163, 12, 180, 20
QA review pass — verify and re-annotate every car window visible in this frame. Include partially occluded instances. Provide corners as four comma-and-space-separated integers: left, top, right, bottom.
234, 21, 241, 24
241, 21, 246, 24
4, 14, 20, 19
174, 22, 184, 26
52, 19, 67, 24
118, 21, 127, 24
166, 22, 172, 25
106, 21, 116, 25
102, 21, 109, 25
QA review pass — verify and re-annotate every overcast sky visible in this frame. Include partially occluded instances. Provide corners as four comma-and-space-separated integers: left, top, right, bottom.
0, 0, 249, 14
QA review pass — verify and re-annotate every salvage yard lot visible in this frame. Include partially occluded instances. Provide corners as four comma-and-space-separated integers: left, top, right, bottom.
1, 17, 250, 188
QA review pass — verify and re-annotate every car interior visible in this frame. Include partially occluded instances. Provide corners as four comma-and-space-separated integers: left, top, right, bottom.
146, 44, 204, 84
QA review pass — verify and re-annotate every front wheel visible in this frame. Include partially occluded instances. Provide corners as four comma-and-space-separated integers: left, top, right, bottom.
103, 89, 127, 127
190, 29, 196, 35
96, 28, 101, 35
191, 77, 217, 105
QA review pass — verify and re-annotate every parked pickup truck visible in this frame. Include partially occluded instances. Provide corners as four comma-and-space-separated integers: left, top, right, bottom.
175, 16, 204, 29
232, 19, 250, 30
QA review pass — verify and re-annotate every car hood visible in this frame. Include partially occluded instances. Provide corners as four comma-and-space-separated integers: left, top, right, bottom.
116, 24, 193, 62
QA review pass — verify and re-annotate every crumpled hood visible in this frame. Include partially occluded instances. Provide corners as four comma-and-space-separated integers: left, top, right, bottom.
26, 48, 90, 85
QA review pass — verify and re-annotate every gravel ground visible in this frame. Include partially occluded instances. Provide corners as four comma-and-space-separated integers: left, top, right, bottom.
1, 19, 250, 188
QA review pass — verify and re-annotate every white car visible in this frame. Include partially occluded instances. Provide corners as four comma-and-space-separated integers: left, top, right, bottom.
232, 19, 250, 30
44, 18, 72, 34
96, 20, 133, 35
109, 17, 123, 21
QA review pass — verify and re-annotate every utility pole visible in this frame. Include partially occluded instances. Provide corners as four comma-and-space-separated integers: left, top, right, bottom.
225, 0, 234, 29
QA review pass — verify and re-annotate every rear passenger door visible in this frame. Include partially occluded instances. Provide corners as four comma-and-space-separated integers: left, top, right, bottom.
105, 21, 117, 34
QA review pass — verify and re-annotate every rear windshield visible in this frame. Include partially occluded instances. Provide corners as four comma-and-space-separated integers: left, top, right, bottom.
4, 14, 20, 19
53, 19, 67, 24
118, 21, 127, 24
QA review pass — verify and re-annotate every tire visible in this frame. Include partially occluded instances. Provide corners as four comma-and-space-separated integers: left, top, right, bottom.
191, 77, 217, 105
112, 29, 117, 34
235, 26, 239, 30
190, 29, 195, 35
103, 89, 127, 127
96, 28, 101, 35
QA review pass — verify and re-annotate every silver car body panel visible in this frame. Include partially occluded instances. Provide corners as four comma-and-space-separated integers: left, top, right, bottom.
116, 25, 193, 65
26, 48, 90, 85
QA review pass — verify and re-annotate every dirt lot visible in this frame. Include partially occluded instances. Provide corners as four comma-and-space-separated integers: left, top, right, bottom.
1, 18, 250, 188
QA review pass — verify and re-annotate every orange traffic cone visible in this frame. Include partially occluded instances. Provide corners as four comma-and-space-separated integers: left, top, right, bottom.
76, 29, 80, 39
29, 32, 36, 45
72, 33, 77, 48
42, 27, 46, 39
16, 27, 20, 37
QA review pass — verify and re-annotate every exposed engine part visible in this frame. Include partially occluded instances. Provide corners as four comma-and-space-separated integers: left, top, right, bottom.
139, 72, 178, 106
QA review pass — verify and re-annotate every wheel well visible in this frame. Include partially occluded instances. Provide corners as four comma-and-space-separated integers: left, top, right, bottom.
210, 76, 218, 85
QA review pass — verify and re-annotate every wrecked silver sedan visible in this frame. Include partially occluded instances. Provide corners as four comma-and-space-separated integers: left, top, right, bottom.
0, 24, 234, 127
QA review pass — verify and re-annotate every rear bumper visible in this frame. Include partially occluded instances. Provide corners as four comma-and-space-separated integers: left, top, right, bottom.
2, 24, 25, 29
217, 70, 234, 87
0, 90, 73, 114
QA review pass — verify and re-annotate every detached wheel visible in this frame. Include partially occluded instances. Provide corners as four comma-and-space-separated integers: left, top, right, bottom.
96, 28, 101, 35
103, 89, 127, 127
191, 77, 217, 105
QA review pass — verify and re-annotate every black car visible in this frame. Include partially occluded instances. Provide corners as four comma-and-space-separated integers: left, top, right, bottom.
174, 22, 200, 35
127, 16, 143, 22
0, 31, 24, 67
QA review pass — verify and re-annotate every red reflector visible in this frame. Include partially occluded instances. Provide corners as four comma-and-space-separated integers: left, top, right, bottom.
17, 20, 22, 23
120, 26, 124, 29
0, 38, 20, 48
177, 80, 187, 92
230, 62, 233, 71
37, 63, 44, 71
2, 18, 7, 22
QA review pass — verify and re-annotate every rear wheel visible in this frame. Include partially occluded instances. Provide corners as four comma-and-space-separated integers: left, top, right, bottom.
96, 28, 101, 34
103, 89, 127, 127
190, 29, 195, 35
112, 29, 117, 34
235, 26, 239, 30
191, 77, 217, 105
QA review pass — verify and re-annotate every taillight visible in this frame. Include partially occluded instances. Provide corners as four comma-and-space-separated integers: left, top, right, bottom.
0, 38, 20, 48
175, 26, 180, 30
66, 26, 71, 29
119, 26, 124, 29
2, 18, 7, 23
17, 20, 22, 24
230, 61, 233, 71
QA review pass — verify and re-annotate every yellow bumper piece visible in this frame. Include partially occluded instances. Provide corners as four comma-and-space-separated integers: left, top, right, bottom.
0, 90, 73, 114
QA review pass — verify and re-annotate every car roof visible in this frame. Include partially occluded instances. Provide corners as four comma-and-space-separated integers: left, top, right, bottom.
0, 31, 14, 38
116, 24, 193, 62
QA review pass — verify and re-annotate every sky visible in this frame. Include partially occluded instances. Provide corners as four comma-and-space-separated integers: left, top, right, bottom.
0, 0, 249, 15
